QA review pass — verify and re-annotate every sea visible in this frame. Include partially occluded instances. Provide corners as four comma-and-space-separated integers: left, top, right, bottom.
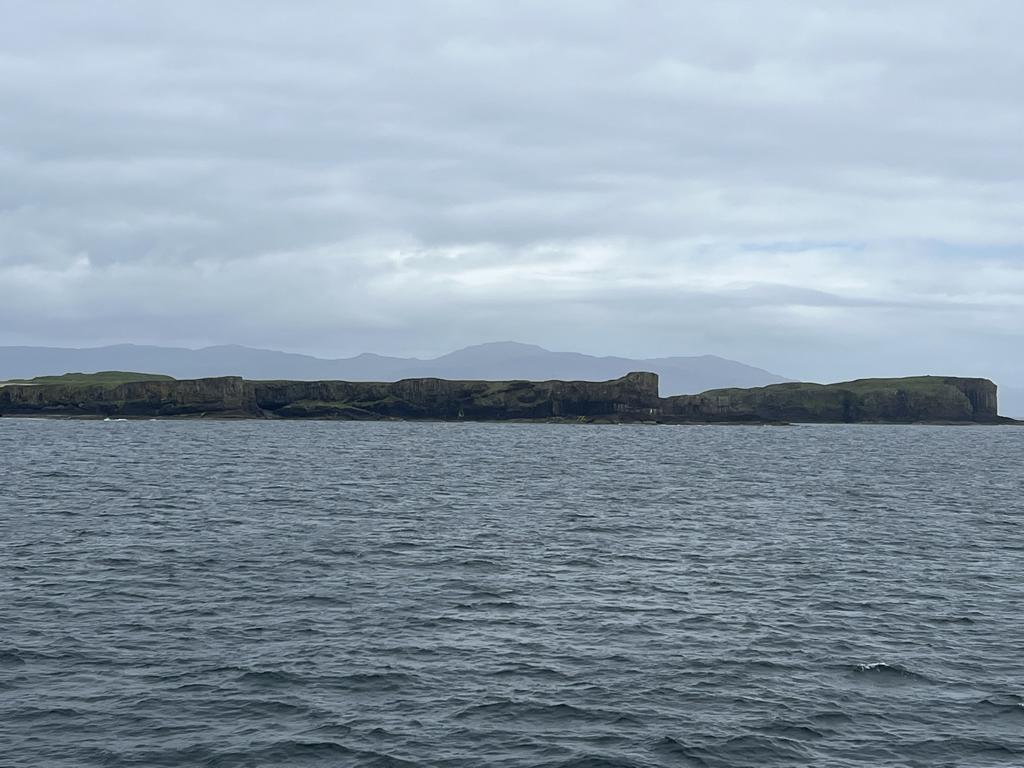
2, 419, 1022, 767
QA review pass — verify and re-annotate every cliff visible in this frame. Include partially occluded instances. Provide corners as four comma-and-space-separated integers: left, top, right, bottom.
663, 376, 1004, 424
250, 371, 660, 420
0, 371, 1012, 423
0, 376, 256, 418
0, 372, 661, 421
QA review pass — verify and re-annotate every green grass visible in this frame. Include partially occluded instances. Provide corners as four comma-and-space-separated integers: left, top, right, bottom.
700, 376, 965, 397
4, 371, 175, 385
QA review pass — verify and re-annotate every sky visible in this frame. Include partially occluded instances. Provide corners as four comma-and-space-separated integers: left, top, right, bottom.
1, 1, 1022, 385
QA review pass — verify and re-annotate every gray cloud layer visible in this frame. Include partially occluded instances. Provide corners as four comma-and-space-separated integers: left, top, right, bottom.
1, 1, 1022, 384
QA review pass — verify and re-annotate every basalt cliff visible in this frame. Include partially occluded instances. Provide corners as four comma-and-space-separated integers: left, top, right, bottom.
0, 372, 1013, 424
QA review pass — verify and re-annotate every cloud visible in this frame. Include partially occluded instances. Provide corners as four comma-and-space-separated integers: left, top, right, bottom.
0, 1, 1021, 385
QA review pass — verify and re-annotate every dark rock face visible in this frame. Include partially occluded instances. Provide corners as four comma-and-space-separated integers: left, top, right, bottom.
251, 372, 662, 420
0, 371, 1010, 423
0, 377, 256, 418
663, 376, 1003, 423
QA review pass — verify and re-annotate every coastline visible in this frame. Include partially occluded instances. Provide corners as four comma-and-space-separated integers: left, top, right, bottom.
0, 372, 1015, 425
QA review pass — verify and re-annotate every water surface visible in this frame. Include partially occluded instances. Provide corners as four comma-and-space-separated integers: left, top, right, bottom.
2, 420, 1022, 766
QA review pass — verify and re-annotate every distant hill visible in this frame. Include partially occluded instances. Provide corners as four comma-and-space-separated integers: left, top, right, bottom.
0, 341, 787, 395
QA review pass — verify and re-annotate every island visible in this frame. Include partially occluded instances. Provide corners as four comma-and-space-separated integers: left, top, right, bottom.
0, 371, 1016, 424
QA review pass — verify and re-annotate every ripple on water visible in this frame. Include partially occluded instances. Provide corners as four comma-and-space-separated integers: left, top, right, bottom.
1, 419, 1023, 767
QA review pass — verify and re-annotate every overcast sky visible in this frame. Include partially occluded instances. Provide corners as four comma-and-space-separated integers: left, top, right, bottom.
1, 1, 1022, 384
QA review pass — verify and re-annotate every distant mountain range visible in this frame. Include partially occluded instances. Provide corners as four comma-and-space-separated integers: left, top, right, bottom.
0, 341, 788, 396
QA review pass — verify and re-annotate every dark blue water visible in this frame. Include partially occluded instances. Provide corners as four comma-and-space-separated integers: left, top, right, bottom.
2, 420, 1022, 767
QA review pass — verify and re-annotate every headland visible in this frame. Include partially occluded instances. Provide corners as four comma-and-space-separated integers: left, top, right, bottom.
0, 371, 1016, 424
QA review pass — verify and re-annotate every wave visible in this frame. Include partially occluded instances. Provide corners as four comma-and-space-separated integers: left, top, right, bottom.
454, 599, 524, 611
0, 649, 27, 666
218, 739, 420, 767
976, 695, 1024, 718
456, 557, 501, 567
757, 722, 827, 740
656, 733, 815, 765
545, 756, 647, 768
207, 740, 361, 764
325, 671, 417, 691
852, 662, 934, 682
489, 663, 570, 680
454, 700, 618, 724
235, 669, 306, 687
653, 735, 712, 763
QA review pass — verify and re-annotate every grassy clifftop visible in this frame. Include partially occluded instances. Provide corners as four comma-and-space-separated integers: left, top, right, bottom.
3, 371, 175, 386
